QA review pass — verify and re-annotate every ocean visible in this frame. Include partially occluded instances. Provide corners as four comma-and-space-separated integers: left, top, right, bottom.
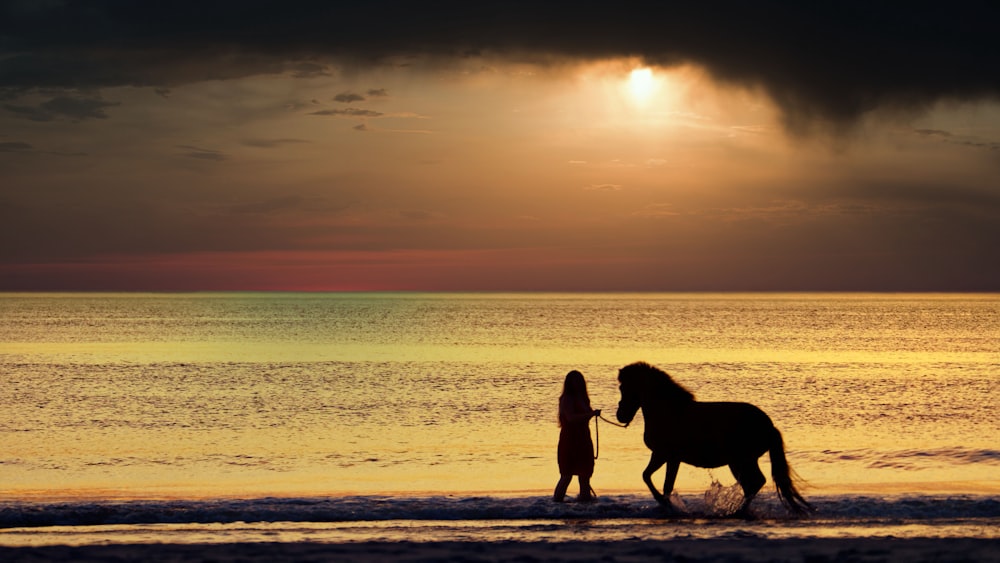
0, 292, 997, 546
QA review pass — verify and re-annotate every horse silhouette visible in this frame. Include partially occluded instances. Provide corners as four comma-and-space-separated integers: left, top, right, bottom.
616, 361, 813, 516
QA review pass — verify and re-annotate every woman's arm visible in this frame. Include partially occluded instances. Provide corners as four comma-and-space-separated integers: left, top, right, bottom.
561, 398, 599, 424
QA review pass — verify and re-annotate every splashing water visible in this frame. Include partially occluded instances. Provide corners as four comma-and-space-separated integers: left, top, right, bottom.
703, 473, 745, 516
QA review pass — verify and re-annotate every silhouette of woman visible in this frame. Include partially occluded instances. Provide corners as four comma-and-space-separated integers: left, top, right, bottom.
553, 370, 600, 502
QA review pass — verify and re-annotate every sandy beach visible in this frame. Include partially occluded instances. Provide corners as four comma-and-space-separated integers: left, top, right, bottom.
1, 537, 998, 563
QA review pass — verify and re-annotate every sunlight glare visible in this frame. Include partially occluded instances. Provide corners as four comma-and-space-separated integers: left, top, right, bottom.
629, 67, 656, 104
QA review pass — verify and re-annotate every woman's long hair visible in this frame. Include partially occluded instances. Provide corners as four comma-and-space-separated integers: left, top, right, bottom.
559, 370, 592, 426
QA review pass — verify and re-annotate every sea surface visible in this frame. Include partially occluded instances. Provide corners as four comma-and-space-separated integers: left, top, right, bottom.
0, 292, 997, 545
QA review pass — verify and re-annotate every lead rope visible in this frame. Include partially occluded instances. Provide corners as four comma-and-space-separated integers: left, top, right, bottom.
593, 412, 629, 460
590, 412, 628, 500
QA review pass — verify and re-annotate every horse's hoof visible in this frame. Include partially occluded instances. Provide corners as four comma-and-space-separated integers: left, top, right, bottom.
731, 508, 756, 520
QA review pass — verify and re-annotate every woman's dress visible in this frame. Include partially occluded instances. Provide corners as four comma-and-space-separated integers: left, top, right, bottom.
557, 398, 594, 477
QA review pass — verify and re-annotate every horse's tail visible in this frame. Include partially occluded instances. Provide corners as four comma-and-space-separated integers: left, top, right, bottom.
768, 427, 814, 515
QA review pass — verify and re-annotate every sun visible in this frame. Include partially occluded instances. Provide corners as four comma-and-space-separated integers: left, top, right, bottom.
628, 67, 656, 103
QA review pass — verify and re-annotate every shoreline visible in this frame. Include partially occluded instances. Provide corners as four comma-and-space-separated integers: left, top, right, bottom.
4, 480, 999, 503
1, 537, 998, 563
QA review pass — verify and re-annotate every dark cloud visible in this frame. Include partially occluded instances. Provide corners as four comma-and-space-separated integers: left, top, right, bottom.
956, 140, 1000, 152
0, 141, 32, 151
290, 62, 331, 78
4, 96, 119, 121
310, 108, 383, 117
0, 140, 88, 156
1, 1, 997, 132
334, 92, 366, 103
912, 128, 1000, 152
366, 88, 388, 97
175, 145, 227, 161
39, 96, 119, 119
241, 138, 310, 148
3, 103, 52, 121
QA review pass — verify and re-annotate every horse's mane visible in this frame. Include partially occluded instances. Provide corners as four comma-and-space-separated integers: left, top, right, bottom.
622, 361, 695, 403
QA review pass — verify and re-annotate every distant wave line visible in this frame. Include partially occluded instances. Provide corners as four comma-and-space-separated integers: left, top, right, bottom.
1, 494, 997, 529
818, 448, 1000, 468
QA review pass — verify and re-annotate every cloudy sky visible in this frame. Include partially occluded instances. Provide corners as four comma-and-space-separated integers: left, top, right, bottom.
2, 1, 999, 291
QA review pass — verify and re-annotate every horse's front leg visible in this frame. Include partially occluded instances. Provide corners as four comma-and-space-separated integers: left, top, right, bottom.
642, 452, 668, 505
662, 460, 680, 505
654, 460, 681, 514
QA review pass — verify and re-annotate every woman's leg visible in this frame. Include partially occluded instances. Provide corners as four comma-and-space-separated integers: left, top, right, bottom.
578, 475, 594, 501
553, 474, 572, 502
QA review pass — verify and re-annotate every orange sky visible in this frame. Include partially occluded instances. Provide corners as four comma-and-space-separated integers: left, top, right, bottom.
2, 3, 999, 291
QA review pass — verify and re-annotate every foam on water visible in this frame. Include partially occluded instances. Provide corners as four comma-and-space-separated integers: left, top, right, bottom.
0, 494, 996, 546
1, 493, 996, 528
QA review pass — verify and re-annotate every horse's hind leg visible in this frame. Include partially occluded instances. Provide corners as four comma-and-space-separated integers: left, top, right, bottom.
730, 459, 766, 517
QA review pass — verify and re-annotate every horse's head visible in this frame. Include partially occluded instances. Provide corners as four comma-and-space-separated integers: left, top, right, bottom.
617, 361, 694, 424
616, 362, 646, 425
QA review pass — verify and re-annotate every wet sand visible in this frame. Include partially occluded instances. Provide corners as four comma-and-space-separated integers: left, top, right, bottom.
1, 537, 998, 562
